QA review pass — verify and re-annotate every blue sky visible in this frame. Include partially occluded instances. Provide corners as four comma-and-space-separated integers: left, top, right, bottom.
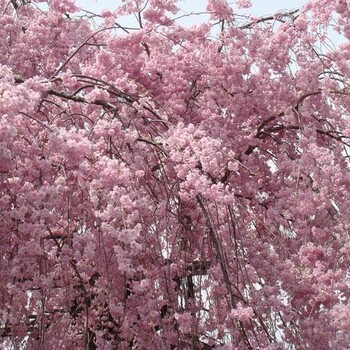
73, 0, 346, 48
73, 0, 310, 35
75, 0, 309, 20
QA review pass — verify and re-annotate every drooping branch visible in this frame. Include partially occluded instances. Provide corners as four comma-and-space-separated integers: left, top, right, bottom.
196, 194, 240, 309
239, 9, 299, 30
50, 26, 121, 80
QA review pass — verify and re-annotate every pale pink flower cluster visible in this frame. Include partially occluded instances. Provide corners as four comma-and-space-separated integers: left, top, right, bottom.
1, 0, 350, 349
235, 0, 252, 9
207, 0, 234, 21
230, 303, 254, 323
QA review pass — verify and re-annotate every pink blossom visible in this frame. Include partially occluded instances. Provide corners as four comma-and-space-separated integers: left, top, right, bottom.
230, 303, 254, 323
235, 0, 252, 9
1, 0, 350, 349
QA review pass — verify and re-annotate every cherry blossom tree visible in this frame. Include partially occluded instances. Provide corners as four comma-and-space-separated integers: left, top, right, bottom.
1, 0, 350, 349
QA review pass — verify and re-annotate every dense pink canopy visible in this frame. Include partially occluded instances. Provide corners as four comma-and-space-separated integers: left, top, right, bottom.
1, 0, 350, 349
